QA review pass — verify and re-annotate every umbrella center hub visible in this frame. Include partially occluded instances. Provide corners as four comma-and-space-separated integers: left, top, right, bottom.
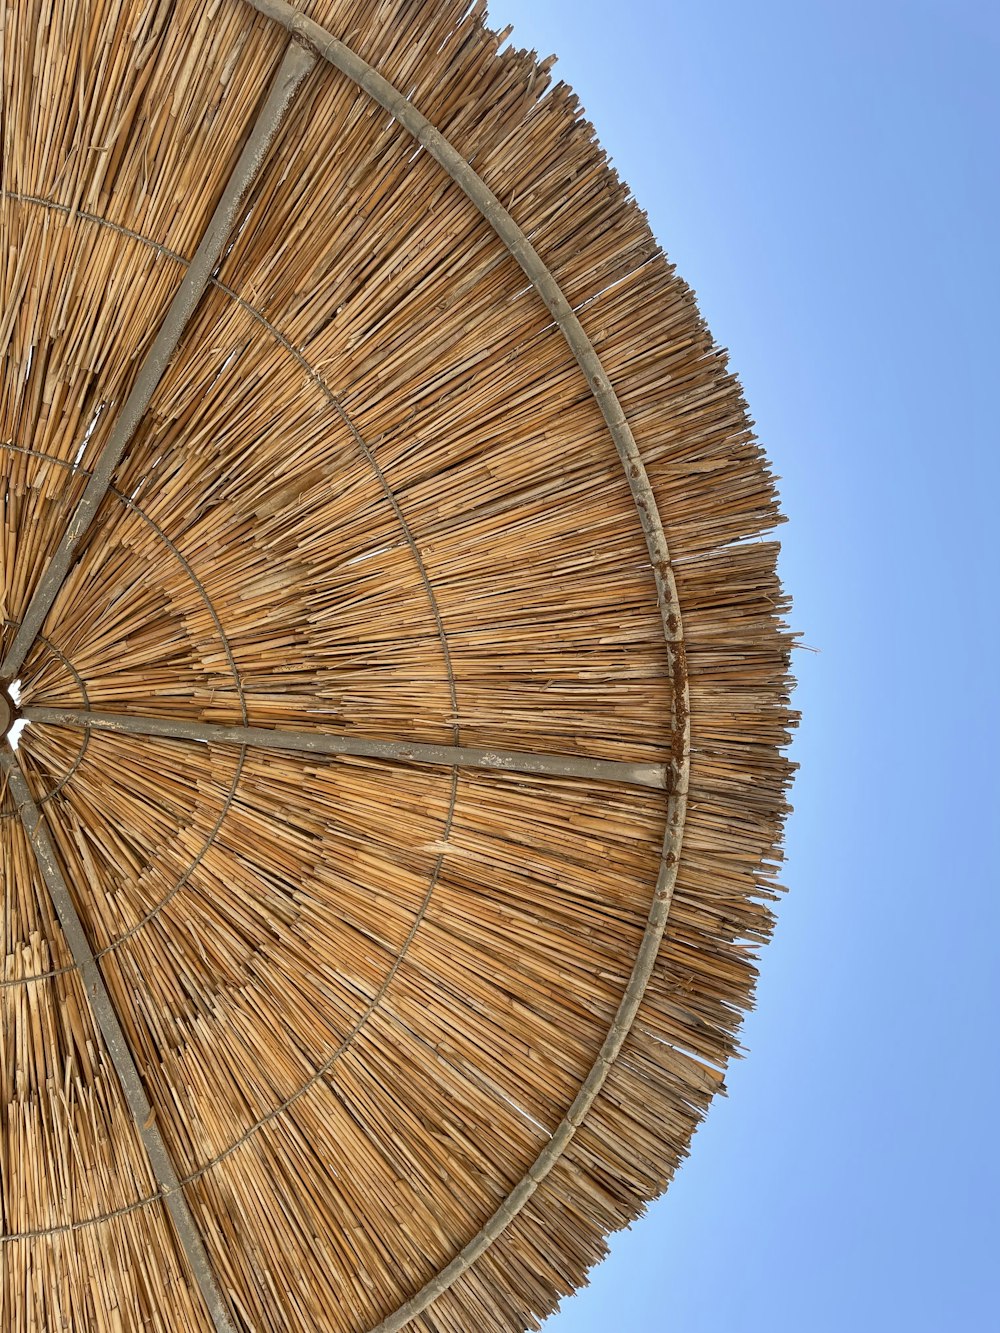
0, 687, 14, 738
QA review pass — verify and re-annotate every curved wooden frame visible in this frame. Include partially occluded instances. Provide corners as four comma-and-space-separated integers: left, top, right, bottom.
2, 7, 703, 1330
239, 4, 692, 1328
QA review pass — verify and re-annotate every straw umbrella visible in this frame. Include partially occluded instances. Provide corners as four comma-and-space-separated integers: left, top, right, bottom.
0, 2, 794, 1330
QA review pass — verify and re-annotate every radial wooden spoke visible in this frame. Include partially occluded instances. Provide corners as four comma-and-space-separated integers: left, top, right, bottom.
23, 706, 669, 789
0, 39, 317, 682
0, 747, 238, 1333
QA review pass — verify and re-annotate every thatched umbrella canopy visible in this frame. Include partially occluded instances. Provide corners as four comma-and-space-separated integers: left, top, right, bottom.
0, 2, 794, 1330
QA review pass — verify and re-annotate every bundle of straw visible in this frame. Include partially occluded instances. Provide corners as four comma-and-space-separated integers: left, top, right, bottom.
1, 2, 795, 1330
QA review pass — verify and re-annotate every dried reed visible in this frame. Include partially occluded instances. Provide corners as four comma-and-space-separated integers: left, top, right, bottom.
2, 2, 795, 1330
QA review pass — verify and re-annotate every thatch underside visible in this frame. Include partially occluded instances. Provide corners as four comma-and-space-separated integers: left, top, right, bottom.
1, 2, 795, 1331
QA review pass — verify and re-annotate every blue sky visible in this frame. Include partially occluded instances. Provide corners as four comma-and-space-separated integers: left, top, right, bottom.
491, 3, 999, 1330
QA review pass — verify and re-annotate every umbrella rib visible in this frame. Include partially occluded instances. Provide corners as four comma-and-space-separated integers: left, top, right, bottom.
0, 748, 239, 1333
0, 38, 317, 684
22, 707, 669, 790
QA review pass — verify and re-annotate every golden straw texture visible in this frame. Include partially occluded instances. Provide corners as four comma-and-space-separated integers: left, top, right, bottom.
2, 2, 795, 1330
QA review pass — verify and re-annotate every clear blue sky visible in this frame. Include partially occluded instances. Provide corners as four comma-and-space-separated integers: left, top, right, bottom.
492, 3, 999, 1330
